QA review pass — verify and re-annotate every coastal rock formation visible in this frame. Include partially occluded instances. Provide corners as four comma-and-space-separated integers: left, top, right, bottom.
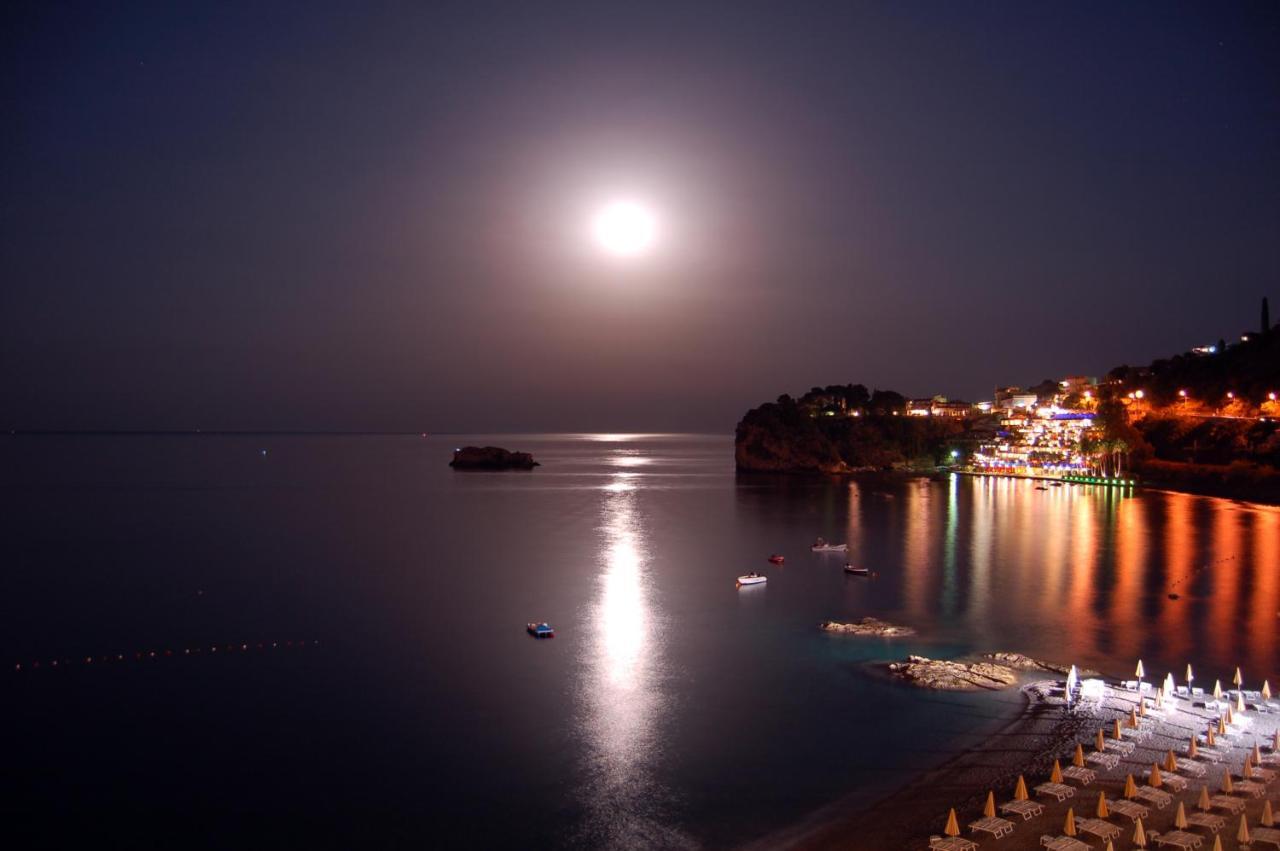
734, 389, 973, 473
887, 655, 1019, 691
820, 618, 915, 637
449, 446, 539, 470
983, 652, 1099, 678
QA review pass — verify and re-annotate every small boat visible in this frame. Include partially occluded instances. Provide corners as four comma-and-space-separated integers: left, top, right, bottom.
526, 622, 555, 638
737, 573, 767, 586
811, 538, 848, 553
1050, 481, 1064, 487
768, 554, 785, 565
1035, 485, 1049, 490
844, 564, 870, 576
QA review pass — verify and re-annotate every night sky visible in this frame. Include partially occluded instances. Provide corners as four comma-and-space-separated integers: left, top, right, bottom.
3, 2, 1278, 432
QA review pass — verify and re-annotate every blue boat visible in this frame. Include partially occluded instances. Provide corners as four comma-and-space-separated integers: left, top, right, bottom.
526, 622, 555, 638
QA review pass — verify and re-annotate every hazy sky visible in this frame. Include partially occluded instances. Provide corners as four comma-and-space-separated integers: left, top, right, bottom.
3, 2, 1278, 432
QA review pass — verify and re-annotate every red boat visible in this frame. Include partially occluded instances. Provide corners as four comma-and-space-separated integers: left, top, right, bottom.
768, 554, 785, 565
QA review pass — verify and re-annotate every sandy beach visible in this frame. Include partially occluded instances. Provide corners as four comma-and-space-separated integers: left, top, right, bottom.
745, 674, 1280, 851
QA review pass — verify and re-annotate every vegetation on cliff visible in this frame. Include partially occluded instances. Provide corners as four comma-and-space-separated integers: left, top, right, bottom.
734, 386, 975, 473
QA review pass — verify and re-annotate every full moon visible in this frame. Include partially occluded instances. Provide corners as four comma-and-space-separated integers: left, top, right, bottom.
591, 200, 657, 257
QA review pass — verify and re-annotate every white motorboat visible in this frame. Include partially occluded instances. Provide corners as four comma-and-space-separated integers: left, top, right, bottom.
811, 538, 848, 552
843, 564, 869, 576
736, 573, 767, 586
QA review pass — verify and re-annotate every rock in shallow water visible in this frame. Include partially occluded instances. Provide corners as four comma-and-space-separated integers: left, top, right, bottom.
819, 618, 916, 637
887, 655, 1019, 691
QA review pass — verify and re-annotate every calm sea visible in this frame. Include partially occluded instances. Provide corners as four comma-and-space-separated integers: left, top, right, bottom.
3, 433, 1278, 849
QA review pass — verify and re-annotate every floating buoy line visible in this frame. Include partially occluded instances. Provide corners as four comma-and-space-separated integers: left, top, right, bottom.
13, 639, 319, 673
1165, 553, 1239, 599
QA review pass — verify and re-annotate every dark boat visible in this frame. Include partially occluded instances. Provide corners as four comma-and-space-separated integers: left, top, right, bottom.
526, 622, 555, 638
768, 554, 785, 564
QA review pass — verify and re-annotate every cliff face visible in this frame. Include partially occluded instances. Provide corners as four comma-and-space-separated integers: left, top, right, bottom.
734, 397, 968, 473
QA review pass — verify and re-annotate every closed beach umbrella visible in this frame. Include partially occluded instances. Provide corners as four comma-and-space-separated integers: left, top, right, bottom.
1133, 816, 1147, 848
1139, 697, 1148, 717
1238, 813, 1251, 844
1096, 790, 1110, 818
1198, 785, 1211, 811
1264, 679, 1272, 701
1219, 714, 1228, 734
1211, 834, 1223, 851
1174, 801, 1188, 829
1165, 672, 1176, 695
983, 790, 995, 819
1265, 799, 1276, 828
1051, 759, 1063, 784
1226, 705, 1234, 725
1242, 757, 1253, 781
1214, 680, 1223, 700
1124, 773, 1138, 798
1189, 737, 1199, 759
1155, 686, 1164, 709
1114, 719, 1124, 739
1130, 708, 1141, 727
1136, 659, 1146, 680
1149, 763, 1163, 788
1222, 769, 1234, 794
1014, 775, 1028, 801
1207, 726, 1217, 747
1096, 729, 1107, 752
1074, 743, 1086, 767
1274, 729, 1279, 752
1256, 742, 1264, 764
944, 808, 960, 837
1234, 666, 1243, 688
1237, 691, 1246, 713
1063, 807, 1077, 836
1164, 750, 1178, 773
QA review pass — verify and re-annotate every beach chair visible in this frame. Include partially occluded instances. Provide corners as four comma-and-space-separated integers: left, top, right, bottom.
1184, 811, 1225, 833
1104, 739, 1136, 756
1076, 817, 1122, 841
1040, 835, 1090, 851
1151, 829, 1204, 848
1086, 751, 1120, 770
999, 799, 1043, 820
1233, 778, 1265, 797
968, 816, 1013, 838
1160, 774, 1189, 793
1134, 786, 1172, 808
1250, 765, 1276, 782
1208, 794, 1245, 813
1034, 781, 1074, 801
928, 836, 978, 851
1061, 765, 1095, 785
1107, 799, 1148, 821
1253, 827, 1280, 848
1177, 760, 1206, 778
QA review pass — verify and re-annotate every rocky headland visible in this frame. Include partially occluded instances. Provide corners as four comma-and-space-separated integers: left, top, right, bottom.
449, 446, 539, 470
819, 618, 916, 637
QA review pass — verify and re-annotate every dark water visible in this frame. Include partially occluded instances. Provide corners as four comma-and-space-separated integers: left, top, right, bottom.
4, 434, 1278, 849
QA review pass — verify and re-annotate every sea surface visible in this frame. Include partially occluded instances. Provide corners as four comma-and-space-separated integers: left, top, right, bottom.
4, 433, 1279, 849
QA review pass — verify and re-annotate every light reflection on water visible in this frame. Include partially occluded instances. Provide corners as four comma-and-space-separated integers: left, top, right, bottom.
575, 468, 692, 849
883, 476, 1280, 679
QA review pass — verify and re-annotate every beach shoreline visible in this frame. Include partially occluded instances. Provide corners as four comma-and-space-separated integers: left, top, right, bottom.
742, 674, 1280, 851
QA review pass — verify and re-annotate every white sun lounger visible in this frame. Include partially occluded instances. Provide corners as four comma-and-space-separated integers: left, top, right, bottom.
1152, 829, 1203, 848
1185, 811, 1224, 833
1108, 799, 1148, 821
1160, 774, 1189, 793
1062, 765, 1095, 785
1253, 827, 1280, 848
1035, 781, 1074, 801
929, 836, 978, 851
1178, 761, 1206, 778
999, 799, 1043, 820
1087, 751, 1121, 770
969, 815, 1014, 838
1040, 835, 1090, 851
1134, 785, 1172, 808
1076, 817, 1122, 840
1234, 779, 1265, 797
1209, 794, 1245, 813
